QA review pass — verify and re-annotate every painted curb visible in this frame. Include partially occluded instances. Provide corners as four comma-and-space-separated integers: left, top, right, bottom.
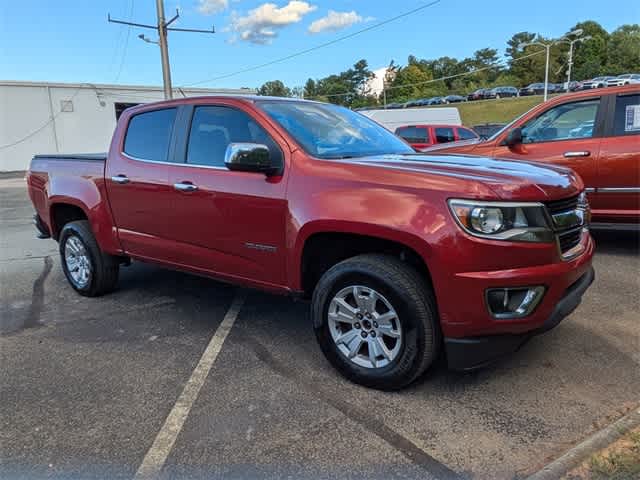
527, 405, 640, 480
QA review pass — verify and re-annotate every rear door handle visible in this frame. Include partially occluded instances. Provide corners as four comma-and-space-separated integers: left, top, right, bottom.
173, 182, 198, 192
563, 151, 591, 158
111, 175, 130, 184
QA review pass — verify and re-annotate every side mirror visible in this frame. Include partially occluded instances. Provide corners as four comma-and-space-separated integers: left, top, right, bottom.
503, 127, 523, 147
224, 143, 277, 175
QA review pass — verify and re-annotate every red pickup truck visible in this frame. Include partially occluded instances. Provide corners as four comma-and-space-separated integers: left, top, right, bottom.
27, 96, 594, 390
424, 85, 640, 227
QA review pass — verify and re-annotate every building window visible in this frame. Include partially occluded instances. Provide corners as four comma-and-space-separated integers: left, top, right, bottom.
115, 102, 140, 120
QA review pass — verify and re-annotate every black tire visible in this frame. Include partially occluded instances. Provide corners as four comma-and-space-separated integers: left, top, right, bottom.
59, 220, 119, 297
312, 254, 440, 390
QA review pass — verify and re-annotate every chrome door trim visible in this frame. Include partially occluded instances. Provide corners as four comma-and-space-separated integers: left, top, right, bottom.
597, 187, 640, 193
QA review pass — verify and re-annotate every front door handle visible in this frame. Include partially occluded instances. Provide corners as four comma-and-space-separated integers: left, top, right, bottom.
563, 151, 591, 158
111, 175, 130, 184
173, 182, 198, 192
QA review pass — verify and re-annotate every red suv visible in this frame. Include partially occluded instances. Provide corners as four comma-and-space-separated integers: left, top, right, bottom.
395, 124, 479, 151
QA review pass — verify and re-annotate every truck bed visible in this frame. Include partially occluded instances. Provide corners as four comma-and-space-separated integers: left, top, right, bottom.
32, 153, 107, 162
27, 154, 108, 238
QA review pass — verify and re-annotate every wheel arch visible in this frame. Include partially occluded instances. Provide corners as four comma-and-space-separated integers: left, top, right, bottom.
294, 222, 434, 299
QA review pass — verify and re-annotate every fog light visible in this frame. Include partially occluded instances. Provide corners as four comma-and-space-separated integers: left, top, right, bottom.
486, 286, 545, 319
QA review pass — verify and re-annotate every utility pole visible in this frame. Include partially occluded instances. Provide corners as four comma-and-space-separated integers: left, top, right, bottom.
156, 0, 173, 99
108, 1, 215, 100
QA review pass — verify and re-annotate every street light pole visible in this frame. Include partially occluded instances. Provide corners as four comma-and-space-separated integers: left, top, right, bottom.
543, 44, 551, 101
519, 40, 556, 101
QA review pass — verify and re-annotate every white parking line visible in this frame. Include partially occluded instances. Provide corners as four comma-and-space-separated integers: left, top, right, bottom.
134, 291, 246, 480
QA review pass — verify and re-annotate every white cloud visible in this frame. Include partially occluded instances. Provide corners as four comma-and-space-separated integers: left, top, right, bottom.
308, 10, 364, 34
228, 1, 317, 44
197, 0, 228, 15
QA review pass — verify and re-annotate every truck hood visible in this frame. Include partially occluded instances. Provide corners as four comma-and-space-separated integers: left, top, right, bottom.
346, 153, 583, 201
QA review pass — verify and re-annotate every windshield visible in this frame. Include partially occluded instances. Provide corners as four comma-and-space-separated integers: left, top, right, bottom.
258, 101, 414, 159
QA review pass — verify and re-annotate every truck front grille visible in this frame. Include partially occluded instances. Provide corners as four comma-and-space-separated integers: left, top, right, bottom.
558, 228, 582, 254
545, 194, 585, 258
545, 195, 579, 215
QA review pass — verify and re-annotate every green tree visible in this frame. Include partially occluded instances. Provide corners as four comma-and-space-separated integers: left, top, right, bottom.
605, 24, 640, 74
387, 64, 434, 102
567, 21, 610, 79
257, 80, 291, 97
303, 78, 317, 98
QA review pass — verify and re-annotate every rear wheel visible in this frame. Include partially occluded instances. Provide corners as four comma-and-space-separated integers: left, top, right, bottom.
312, 254, 440, 390
59, 220, 119, 297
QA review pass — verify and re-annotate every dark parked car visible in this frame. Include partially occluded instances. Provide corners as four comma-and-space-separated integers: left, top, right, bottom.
426, 96, 445, 105
568, 81, 582, 91
467, 88, 487, 101
444, 95, 466, 103
519, 83, 546, 96
486, 86, 518, 99
548, 83, 567, 94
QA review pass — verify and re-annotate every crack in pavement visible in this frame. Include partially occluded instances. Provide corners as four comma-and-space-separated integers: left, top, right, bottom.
236, 332, 463, 480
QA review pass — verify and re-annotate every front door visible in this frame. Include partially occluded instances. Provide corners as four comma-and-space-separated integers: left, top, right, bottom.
491, 97, 603, 207
165, 104, 289, 288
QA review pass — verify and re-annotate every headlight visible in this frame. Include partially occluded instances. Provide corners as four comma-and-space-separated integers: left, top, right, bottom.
448, 199, 553, 242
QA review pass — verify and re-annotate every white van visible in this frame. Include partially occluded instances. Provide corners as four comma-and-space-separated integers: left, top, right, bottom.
359, 107, 461, 131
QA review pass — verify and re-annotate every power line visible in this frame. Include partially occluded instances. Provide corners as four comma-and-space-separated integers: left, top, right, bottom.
113, 0, 135, 83
180, 0, 442, 87
108, 0, 215, 99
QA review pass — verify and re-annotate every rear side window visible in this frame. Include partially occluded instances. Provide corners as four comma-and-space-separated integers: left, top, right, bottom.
124, 108, 177, 161
613, 94, 640, 136
458, 128, 477, 140
396, 127, 428, 143
435, 127, 455, 143
186, 106, 282, 168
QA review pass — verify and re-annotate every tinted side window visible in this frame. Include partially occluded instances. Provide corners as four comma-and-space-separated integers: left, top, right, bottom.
396, 127, 428, 143
613, 94, 640, 137
186, 106, 282, 168
435, 127, 455, 143
458, 128, 477, 140
124, 108, 177, 161
520, 99, 599, 143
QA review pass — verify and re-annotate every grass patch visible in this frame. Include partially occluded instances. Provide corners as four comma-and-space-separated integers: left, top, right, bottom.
565, 427, 640, 480
588, 430, 640, 480
431, 95, 546, 126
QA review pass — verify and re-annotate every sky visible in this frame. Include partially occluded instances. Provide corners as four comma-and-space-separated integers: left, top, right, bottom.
1, 0, 637, 90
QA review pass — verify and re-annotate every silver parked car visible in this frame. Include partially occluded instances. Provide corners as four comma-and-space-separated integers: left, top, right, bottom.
607, 74, 640, 87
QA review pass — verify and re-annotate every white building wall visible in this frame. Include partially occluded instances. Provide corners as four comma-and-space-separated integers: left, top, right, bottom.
0, 81, 254, 172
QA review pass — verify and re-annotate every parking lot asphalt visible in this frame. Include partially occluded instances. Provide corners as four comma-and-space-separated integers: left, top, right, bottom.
1, 176, 639, 479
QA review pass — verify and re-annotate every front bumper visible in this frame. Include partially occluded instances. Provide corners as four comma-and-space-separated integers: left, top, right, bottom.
445, 266, 595, 370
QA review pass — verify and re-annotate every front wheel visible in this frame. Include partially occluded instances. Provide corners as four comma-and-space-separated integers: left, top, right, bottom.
312, 254, 440, 390
59, 220, 119, 297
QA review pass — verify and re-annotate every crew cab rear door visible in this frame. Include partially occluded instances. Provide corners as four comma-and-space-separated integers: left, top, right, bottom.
105, 106, 177, 258
595, 92, 640, 223
164, 102, 289, 289
490, 96, 604, 206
